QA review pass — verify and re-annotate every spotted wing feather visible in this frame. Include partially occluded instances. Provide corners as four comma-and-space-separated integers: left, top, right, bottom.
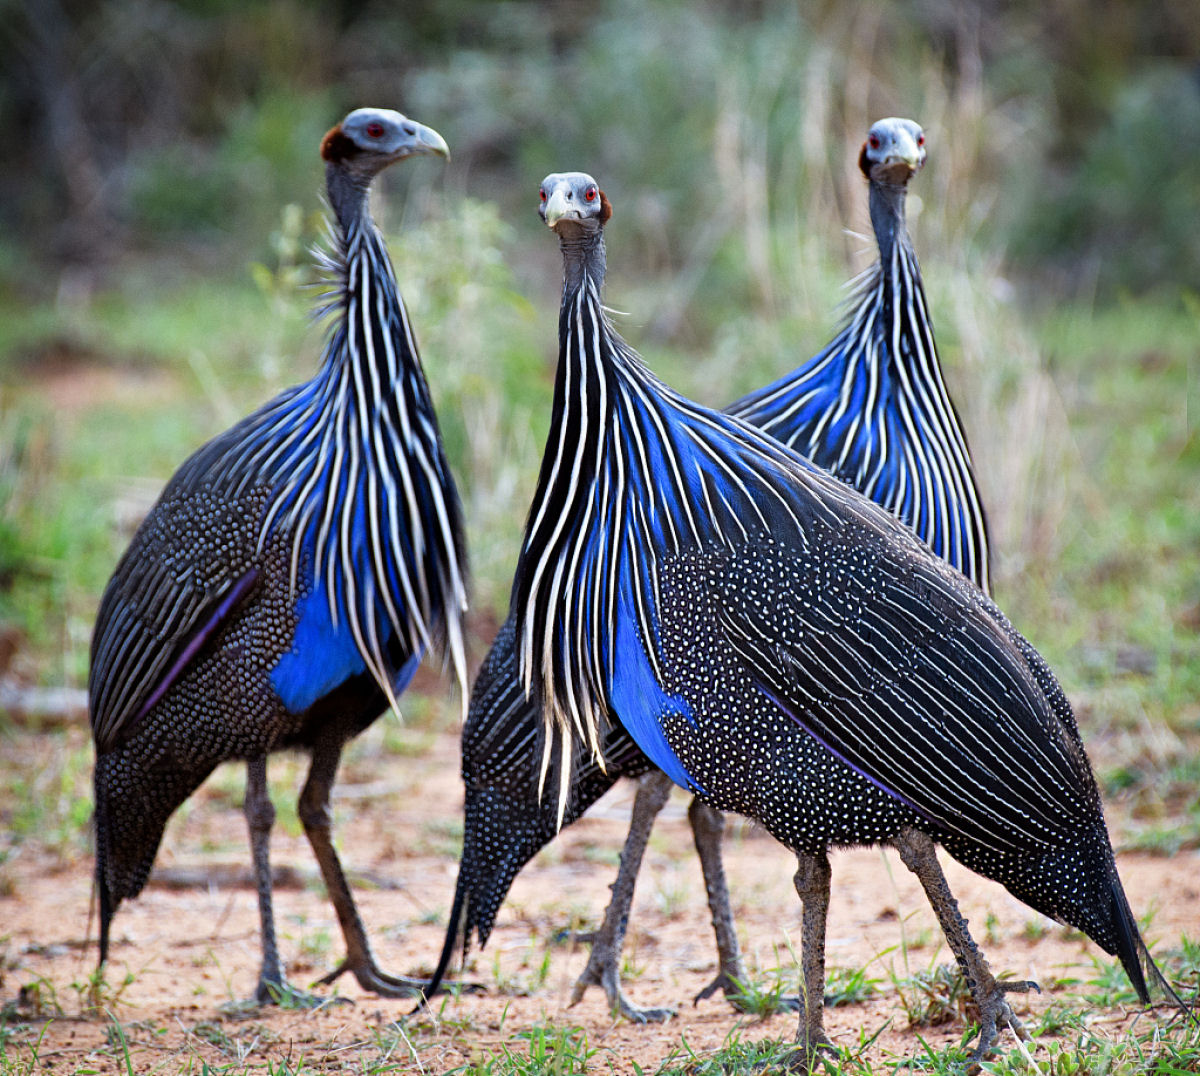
712, 525, 1096, 855
89, 441, 270, 755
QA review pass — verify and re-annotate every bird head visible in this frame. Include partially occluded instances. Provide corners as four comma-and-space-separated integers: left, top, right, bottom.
859, 117, 926, 186
539, 172, 612, 234
321, 107, 449, 178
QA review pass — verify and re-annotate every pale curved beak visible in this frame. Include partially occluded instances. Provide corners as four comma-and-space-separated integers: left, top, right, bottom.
544, 187, 575, 227
400, 120, 450, 161
882, 130, 922, 171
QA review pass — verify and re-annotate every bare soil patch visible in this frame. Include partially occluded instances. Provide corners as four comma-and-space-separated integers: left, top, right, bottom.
1, 722, 1196, 1073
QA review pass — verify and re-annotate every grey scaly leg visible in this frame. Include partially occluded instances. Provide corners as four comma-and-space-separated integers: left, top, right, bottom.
893, 828, 1039, 1066
785, 851, 835, 1071
690, 798, 799, 1013
300, 732, 427, 998
245, 755, 294, 1004
570, 769, 676, 1022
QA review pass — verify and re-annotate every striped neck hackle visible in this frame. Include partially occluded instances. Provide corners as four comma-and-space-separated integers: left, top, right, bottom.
250, 111, 467, 712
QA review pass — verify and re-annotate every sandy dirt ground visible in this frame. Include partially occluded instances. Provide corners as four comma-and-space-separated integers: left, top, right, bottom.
1, 721, 1197, 1074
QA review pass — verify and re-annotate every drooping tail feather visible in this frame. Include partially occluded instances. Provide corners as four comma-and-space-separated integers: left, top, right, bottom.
1109, 871, 1150, 1004
1110, 869, 1196, 1022
412, 866, 469, 1013
94, 774, 114, 966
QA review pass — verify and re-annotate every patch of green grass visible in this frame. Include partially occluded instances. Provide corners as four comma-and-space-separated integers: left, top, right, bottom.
74, 965, 136, 1017
653, 872, 691, 919
653, 1022, 886, 1076
901, 1032, 978, 1074
103, 1018, 136, 1076
892, 963, 974, 1029
1161, 933, 1200, 996
980, 1016, 1200, 1076
1031, 1002, 1087, 1036
488, 936, 553, 997
724, 971, 796, 1020
0, 978, 64, 1023
1077, 953, 1143, 1008
0, 729, 94, 863
0, 1022, 50, 1076
448, 1023, 599, 1075
651, 1031, 799, 1075
1021, 918, 1050, 943
1005, 300, 1200, 745
825, 965, 882, 1008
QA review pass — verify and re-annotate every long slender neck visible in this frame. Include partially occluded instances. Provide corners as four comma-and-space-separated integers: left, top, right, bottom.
326, 163, 373, 235
513, 223, 611, 700
321, 164, 421, 405
557, 224, 607, 305
868, 179, 911, 267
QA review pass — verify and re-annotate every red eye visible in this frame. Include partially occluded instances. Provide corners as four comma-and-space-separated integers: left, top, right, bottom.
916, 133, 925, 147
868, 134, 881, 150
539, 188, 547, 202
584, 186, 597, 202
366, 122, 385, 139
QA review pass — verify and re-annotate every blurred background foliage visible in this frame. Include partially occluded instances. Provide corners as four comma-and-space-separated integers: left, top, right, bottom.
3, 0, 1199, 297
0, 0, 1197, 844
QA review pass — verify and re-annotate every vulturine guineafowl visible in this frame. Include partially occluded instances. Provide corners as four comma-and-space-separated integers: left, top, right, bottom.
424, 119, 993, 1023
89, 108, 467, 1004
505, 170, 1187, 1065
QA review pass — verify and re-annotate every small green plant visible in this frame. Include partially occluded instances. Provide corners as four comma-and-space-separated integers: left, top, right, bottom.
1032, 1002, 1086, 1036
104, 1018, 136, 1076
654, 1024, 879, 1076
189, 1020, 235, 1054
488, 936, 552, 997
3, 978, 64, 1021
449, 1024, 598, 1075
1163, 932, 1200, 992
0, 1021, 50, 1076
725, 971, 795, 1019
893, 963, 973, 1029
296, 926, 333, 964
74, 963, 136, 1016
904, 1030, 976, 1074
1021, 917, 1049, 942
1079, 953, 1142, 1007
825, 965, 881, 1008
653, 874, 689, 919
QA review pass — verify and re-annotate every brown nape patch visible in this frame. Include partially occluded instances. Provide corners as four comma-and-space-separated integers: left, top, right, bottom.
321, 126, 357, 163
598, 190, 613, 224
858, 142, 871, 177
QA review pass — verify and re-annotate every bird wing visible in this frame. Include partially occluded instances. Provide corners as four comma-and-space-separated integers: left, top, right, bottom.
88, 476, 265, 755
712, 528, 1095, 855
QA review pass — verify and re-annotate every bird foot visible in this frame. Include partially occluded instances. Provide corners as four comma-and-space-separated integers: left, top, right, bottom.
228, 978, 350, 1012
316, 957, 484, 999
781, 1030, 837, 1073
694, 971, 801, 1015
569, 953, 675, 1023
967, 979, 1040, 1068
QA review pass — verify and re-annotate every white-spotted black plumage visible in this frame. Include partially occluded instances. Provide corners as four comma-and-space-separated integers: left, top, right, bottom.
506, 170, 1186, 1055
427, 124, 1001, 1015
733, 117, 989, 592
89, 108, 465, 1002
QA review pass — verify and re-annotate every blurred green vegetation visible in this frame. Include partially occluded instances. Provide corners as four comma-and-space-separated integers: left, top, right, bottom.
3, 0, 1198, 297
0, 0, 1197, 859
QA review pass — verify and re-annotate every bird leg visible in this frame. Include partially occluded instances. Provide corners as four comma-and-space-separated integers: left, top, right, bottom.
690, 797, 799, 1014
569, 769, 676, 1022
244, 755, 325, 1007
299, 732, 427, 998
893, 828, 1039, 1067
784, 851, 836, 1071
